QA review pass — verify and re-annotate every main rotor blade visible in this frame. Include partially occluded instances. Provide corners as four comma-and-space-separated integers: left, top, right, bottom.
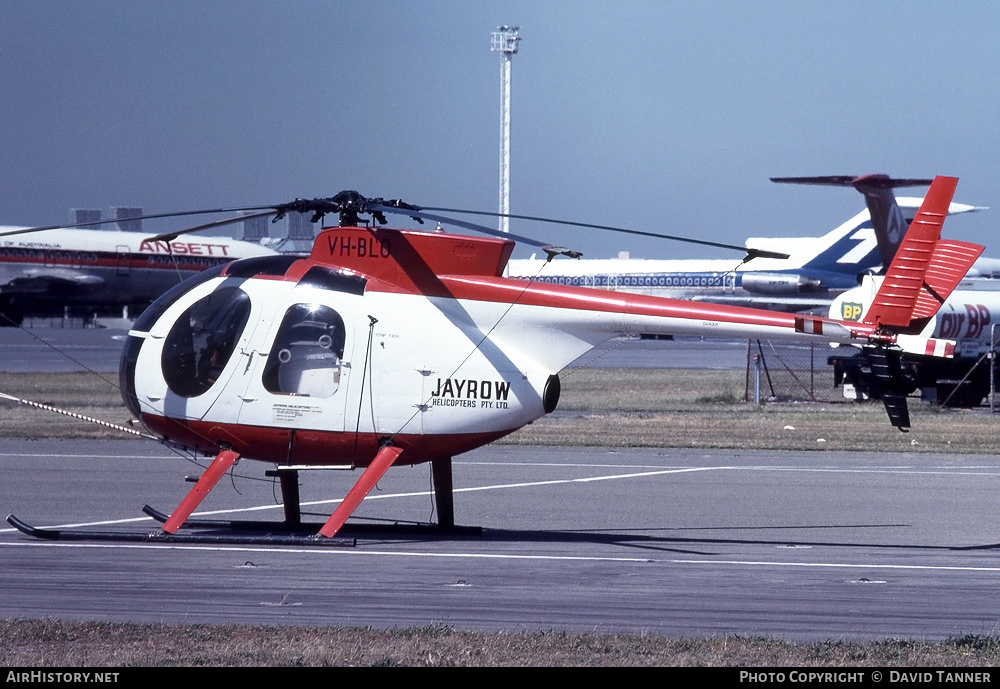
144, 210, 277, 243
418, 206, 788, 261
0, 190, 784, 262
369, 204, 581, 258
0, 205, 279, 239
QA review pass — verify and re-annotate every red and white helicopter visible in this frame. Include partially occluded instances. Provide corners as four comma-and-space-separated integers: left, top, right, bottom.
6, 177, 983, 543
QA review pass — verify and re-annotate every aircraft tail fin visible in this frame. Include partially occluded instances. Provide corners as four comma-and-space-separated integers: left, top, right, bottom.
850, 175, 931, 269
862, 177, 984, 328
771, 174, 933, 268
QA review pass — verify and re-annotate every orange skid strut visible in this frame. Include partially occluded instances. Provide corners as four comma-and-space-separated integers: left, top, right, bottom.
162, 449, 240, 534
319, 445, 404, 538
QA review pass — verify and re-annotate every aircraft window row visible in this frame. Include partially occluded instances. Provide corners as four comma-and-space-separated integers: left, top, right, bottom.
0, 248, 99, 262
617, 275, 728, 288
537, 274, 733, 288
0, 248, 232, 269
145, 255, 230, 268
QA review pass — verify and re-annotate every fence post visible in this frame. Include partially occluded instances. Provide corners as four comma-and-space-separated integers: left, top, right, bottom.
991, 323, 997, 413
753, 354, 762, 404
810, 342, 815, 399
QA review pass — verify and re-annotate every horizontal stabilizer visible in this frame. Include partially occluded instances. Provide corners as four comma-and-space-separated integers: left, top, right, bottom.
771, 174, 933, 189
909, 239, 984, 320
894, 334, 955, 359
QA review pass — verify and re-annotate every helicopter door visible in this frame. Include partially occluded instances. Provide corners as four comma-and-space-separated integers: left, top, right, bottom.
158, 284, 257, 422
116, 246, 131, 276
234, 302, 353, 433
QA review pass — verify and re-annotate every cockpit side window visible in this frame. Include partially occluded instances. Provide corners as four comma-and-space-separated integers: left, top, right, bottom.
262, 304, 346, 398
161, 287, 251, 398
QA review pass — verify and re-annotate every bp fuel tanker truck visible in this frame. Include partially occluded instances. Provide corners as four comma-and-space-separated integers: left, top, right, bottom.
829, 276, 1000, 406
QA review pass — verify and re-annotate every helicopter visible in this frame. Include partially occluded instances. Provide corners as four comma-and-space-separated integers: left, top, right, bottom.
5, 176, 983, 544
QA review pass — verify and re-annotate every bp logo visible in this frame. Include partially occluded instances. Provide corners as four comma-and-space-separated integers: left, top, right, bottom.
841, 302, 863, 321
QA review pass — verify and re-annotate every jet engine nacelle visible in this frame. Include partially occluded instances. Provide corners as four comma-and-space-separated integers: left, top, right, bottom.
739, 272, 824, 295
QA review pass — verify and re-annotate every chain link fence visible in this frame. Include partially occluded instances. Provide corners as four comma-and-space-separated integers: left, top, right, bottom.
744, 339, 844, 404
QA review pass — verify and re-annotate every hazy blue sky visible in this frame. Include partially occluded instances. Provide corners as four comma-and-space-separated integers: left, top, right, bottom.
1, 1, 997, 259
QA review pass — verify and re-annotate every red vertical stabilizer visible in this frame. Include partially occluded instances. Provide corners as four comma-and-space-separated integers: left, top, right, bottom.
864, 176, 960, 328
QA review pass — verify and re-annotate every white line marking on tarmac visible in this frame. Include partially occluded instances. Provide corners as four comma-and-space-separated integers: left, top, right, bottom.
0, 466, 723, 532
3, 541, 1000, 574
0, 540, 654, 563
4, 460, 1000, 534
671, 559, 1000, 573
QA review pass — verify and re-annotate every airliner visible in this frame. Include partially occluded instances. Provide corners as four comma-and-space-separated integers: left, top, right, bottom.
507, 175, 984, 313
0, 227, 276, 325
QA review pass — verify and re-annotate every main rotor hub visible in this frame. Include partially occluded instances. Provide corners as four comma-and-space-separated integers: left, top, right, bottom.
274, 191, 420, 227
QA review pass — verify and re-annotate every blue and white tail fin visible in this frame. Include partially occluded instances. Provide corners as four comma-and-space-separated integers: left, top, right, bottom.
770, 174, 984, 276
848, 174, 930, 268
771, 174, 933, 270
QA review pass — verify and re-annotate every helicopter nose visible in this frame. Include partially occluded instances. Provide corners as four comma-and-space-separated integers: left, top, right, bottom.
119, 331, 145, 419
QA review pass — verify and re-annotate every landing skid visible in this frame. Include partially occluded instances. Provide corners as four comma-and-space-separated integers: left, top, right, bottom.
6, 455, 481, 546
5, 513, 353, 546
142, 504, 481, 536
6, 505, 479, 545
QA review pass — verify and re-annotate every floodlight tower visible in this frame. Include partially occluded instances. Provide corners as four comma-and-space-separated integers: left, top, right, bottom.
491, 25, 520, 234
